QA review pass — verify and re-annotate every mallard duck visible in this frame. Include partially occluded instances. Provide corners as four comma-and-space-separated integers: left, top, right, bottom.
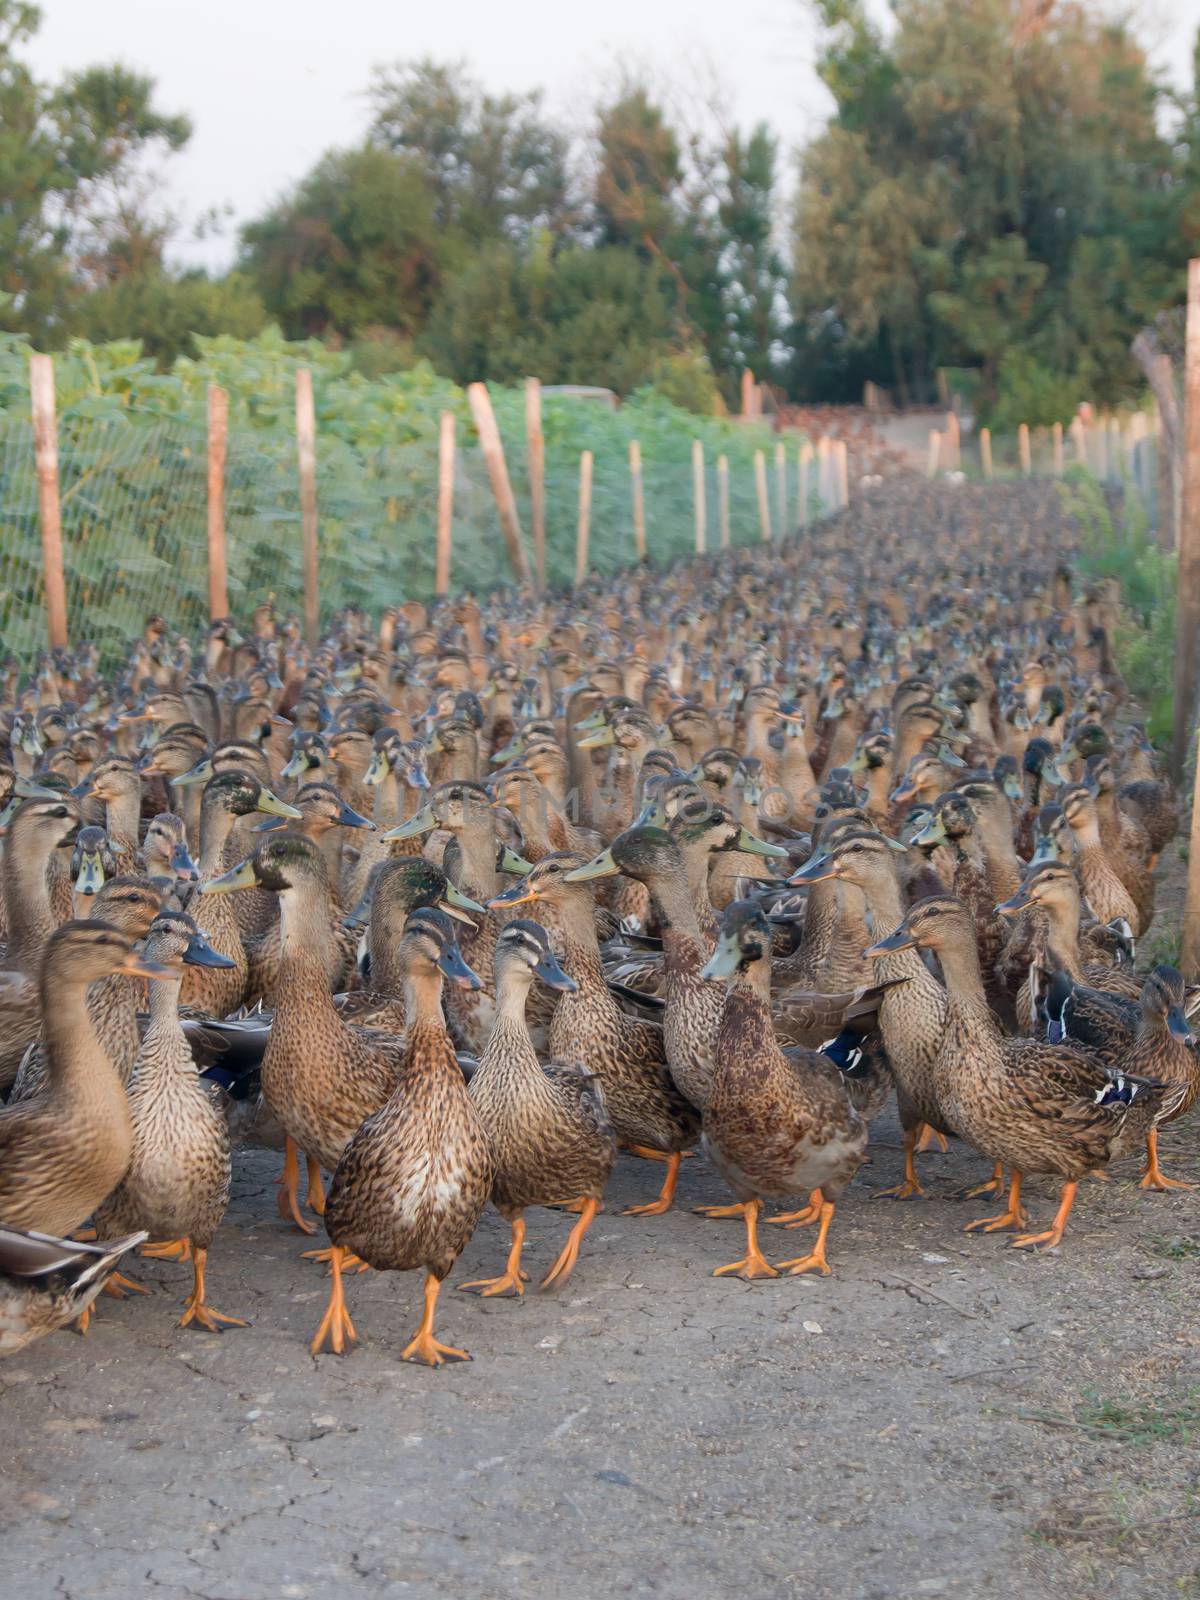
1042, 964, 1199, 1191
1116, 727, 1178, 870
312, 908, 494, 1365
94, 911, 246, 1332
0, 1227, 149, 1355
463, 919, 615, 1295
202, 831, 405, 1237
0, 921, 170, 1236
493, 853, 700, 1215
869, 896, 1165, 1249
72, 757, 143, 875
140, 812, 199, 901
336, 856, 485, 1035
791, 830, 954, 1198
1085, 753, 1153, 929
9, 876, 163, 1103
0, 795, 81, 1088
69, 823, 117, 911
1058, 785, 1141, 935
185, 771, 301, 1016
697, 901, 868, 1279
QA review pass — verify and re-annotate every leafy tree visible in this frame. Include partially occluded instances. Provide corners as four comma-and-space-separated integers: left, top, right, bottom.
71, 269, 267, 366
369, 59, 573, 242
240, 146, 441, 339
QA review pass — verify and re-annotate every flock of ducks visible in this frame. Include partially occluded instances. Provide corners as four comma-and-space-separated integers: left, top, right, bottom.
0, 481, 1194, 1368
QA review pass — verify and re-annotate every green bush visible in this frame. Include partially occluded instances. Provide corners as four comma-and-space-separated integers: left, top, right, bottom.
987, 350, 1082, 433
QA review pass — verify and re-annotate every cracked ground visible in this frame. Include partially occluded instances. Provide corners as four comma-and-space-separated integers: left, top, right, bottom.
5, 1103, 1199, 1600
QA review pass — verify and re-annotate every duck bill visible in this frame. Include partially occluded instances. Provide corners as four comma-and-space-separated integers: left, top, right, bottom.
281, 752, 309, 780
15, 776, 61, 800
183, 932, 236, 969
911, 816, 946, 848
336, 801, 376, 830
437, 942, 482, 990
498, 846, 535, 876
1031, 838, 1059, 864
173, 759, 214, 787
563, 847, 619, 883
533, 951, 578, 993
201, 858, 258, 895
574, 710, 607, 734
170, 843, 200, 881
74, 853, 105, 896
1167, 1005, 1196, 1046
256, 786, 302, 820
995, 891, 1032, 918
252, 815, 288, 833
1002, 775, 1023, 802
382, 805, 436, 841
364, 751, 388, 786
788, 852, 836, 885
490, 737, 523, 766
890, 783, 916, 805
736, 825, 786, 859
864, 927, 917, 957
488, 880, 539, 910
439, 882, 485, 924
117, 953, 174, 981
699, 933, 741, 982
576, 726, 616, 749
632, 801, 668, 829
69, 778, 95, 799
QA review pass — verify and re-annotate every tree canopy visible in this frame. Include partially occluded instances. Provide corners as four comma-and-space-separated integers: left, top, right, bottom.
1, 1, 1198, 415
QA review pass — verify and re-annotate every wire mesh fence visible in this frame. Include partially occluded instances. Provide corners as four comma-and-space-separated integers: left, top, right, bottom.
0, 385, 1167, 669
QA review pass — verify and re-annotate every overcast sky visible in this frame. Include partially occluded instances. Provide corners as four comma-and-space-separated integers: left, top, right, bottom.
26, 0, 1200, 271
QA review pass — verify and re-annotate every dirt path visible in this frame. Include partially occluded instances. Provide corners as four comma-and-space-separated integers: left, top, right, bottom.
5, 1108, 1198, 1600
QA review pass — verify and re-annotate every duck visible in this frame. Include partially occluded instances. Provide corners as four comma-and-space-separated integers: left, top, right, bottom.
94, 911, 247, 1333
463, 919, 615, 1295
185, 770, 302, 1016
140, 812, 200, 904
1116, 727, 1178, 870
869, 896, 1165, 1250
9, 876, 163, 1103
0, 1226, 149, 1356
697, 900, 868, 1279
493, 852, 700, 1215
336, 856, 485, 1036
1084, 753, 1153, 929
312, 908, 494, 1365
1041, 964, 1199, 1192
0, 794, 81, 1088
0, 921, 170, 1237
1058, 784, 1141, 935
202, 831, 406, 1237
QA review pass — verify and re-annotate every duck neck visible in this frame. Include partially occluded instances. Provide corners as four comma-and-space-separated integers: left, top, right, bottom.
5, 832, 59, 971
932, 935, 988, 1010
42, 969, 122, 1109
276, 880, 336, 1002
199, 803, 237, 879
452, 825, 499, 903
403, 969, 449, 1034
105, 787, 141, 852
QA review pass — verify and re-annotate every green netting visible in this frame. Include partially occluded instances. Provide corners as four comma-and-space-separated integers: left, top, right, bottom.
0, 411, 825, 665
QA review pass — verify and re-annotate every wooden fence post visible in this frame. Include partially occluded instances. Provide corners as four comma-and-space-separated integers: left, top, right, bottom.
575, 451, 593, 588
944, 411, 960, 472
980, 428, 993, 480
692, 439, 706, 555
525, 378, 545, 592
1018, 423, 1031, 477
629, 440, 646, 562
467, 382, 531, 585
754, 450, 771, 541
206, 385, 229, 621
435, 410, 455, 598
833, 440, 850, 509
1070, 415, 1087, 465
774, 441, 788, 533
1181, 736, 1200, 979
717, 454, 730, 548
798, 442, 812, 525
927, 431, 942, 478
816, 436, 831, 511
28, 354, 68, 650
1172, 258, 1200, 778
294, 367, 319, 651
1052, 420, 1064, 478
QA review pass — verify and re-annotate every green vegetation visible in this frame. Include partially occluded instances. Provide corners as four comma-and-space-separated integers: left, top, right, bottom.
1019, 1391, 1200, 1447
3, 1, 1198, 413
0, 324, 780, 660
1066, 474, 1175, 743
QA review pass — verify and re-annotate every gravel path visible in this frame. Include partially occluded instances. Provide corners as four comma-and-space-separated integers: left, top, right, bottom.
6, 1107, 1198, 1600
